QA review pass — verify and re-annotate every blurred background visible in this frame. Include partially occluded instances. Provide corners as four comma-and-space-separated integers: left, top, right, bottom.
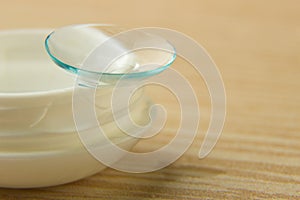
0, 0, 299, 199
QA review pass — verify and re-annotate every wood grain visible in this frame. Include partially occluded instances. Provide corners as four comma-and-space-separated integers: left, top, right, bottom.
0, 0, 299, 199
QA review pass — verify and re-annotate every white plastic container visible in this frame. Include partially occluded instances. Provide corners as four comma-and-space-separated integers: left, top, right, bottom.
0, 30, 150, 188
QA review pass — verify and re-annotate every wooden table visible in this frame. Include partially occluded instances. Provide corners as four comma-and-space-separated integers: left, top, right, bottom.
0, 0, 299, 199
